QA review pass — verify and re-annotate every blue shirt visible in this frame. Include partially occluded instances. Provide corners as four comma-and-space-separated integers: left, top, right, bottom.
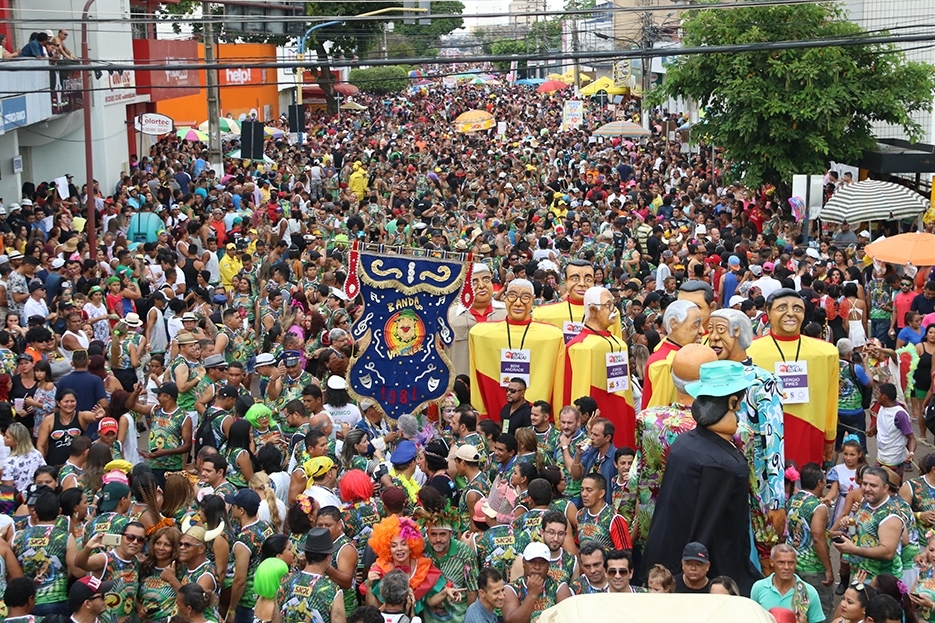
57, 370, 105, 420
898, 326, 923, 346
580, 442, 617, 505
21, 40, 44, 57
750, 574, 824, 623
463, 599, 498, 623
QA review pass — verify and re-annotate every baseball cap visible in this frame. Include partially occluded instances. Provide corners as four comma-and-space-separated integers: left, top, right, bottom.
805, 247, 820, 260
25, 484, 54, 505
682, 541, 710, 563
763, 262, 774, 272
68, 576, 115, 613
454, 444, 481, 463
28, 281, 46, 293
51, 258, 65, 269
156, 382, 179, 400
728, 295, 746, 308
217, 384, 239, 399
728, 255, 741, 267
225, 489, 261, 514
391, 440, 417, 465
99, 417, 119, 435
358, 397, 376, 411
749, 265, 763, 277
522, 541, 551, 562
99, 482, 131, 512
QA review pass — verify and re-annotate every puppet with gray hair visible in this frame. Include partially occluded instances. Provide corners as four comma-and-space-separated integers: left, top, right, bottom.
708, 308, 786, 572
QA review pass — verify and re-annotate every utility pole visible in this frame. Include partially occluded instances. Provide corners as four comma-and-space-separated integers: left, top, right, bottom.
639, 0, 653, 130
203, 1, 222, 167
571, 0, 580, 93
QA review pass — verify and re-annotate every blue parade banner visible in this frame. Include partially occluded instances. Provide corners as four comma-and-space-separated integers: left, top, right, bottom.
344, 246, 470, 420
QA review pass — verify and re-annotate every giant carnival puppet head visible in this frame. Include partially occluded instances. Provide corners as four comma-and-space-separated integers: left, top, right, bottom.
583, 286, 618, 332
678, 280, 716, 326
671, 343, 718, 405
766, 288, 806, 338
686, 360, 753, 438
708, 309, 754, 362
505, 279, 535, 322
564, 259, 595, 304
471, 263, 494, 312
663, 299, 704, 347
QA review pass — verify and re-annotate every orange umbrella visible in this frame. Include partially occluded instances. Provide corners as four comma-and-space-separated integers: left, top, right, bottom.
537, 79, 570, 94
865, 232, 935, 266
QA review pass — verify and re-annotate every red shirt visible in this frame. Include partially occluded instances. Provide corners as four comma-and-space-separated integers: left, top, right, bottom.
894, 290, 916, 328
469, 304, 496, 324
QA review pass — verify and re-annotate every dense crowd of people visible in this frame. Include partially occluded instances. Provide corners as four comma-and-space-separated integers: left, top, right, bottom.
0, 66, 929, 623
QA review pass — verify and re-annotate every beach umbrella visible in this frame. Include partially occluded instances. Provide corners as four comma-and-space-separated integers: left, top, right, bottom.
818, 179, 929, 224
263, 127, 285, 139
453, 109, 495, 133
176, 128, 208, 142
539, 593, 775, 623
198, 118, 241, 134
409, 69, 423, 78
340, 101, 367, 111
537, 79, 570, 93
592, 120, 651, 137
864, 232, 935, 266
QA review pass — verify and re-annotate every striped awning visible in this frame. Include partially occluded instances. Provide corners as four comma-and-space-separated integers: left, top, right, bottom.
818, 179, 929, 223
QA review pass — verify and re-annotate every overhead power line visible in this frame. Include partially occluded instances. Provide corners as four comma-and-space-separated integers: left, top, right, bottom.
3, 30, 934, 73
0, 0, 839, 24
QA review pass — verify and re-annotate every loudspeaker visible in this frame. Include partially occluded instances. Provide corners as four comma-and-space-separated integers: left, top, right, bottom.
287, 104, 305, 133
240, 120, 265, 161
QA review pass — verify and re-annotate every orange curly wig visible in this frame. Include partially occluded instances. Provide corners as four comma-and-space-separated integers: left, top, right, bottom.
368, 514, 425, 562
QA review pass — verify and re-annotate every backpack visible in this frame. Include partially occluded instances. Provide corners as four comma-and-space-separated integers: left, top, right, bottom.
847, 362, 873, 410
925, 399, 935, 437
194, 408, 224, 454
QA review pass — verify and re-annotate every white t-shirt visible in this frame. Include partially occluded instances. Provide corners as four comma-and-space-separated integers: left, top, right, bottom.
325, 404, 361, 435
258, 495, 287, 527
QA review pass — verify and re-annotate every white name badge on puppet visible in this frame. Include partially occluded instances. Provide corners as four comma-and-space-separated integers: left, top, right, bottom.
606, 351, 630, 393
775, 360, 809, 404
562, 321, 584, 343
500, 349, 531, 387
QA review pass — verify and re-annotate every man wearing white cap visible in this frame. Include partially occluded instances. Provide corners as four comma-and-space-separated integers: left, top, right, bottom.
447, 263, 506, 377
502, 542, 571, 623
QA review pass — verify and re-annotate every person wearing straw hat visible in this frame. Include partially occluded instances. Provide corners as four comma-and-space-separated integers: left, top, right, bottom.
641, 360, 762, 597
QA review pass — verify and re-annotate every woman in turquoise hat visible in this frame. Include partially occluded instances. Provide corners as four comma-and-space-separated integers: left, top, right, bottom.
640, 359, 763, 596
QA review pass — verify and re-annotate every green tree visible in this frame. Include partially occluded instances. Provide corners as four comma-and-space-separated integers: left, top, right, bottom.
650, 3, 935, 188
490, 39, 526, 72
303, 1, 402, 115
349, 66, 411, 94
394, 1, 466, 57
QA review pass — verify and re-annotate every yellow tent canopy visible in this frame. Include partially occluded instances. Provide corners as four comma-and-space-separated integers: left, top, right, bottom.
580, 76, 628, 96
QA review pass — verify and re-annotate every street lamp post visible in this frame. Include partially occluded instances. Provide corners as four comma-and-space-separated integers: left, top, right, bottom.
294, 8, 428, 114
81, 0, 97, 260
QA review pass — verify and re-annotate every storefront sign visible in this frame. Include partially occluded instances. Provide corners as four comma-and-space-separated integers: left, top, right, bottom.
1, 96, 27, 131
103, 70, 137, 106
134, 112, 174, 136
